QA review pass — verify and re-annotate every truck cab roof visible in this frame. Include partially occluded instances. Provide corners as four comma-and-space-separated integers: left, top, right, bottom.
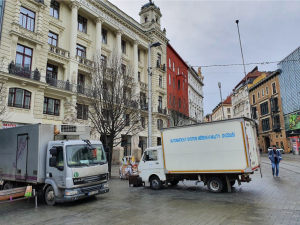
49, 140, 103, 145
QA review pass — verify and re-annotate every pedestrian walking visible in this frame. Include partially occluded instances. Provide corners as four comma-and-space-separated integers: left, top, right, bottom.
268, 145, 282, 177
259, 147, 262, 156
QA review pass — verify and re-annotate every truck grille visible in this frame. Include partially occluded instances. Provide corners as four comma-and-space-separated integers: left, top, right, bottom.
81, 183, 103, 194
73, 174, 107, 185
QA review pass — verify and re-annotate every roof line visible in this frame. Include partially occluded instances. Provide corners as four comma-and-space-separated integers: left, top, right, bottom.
167, 43, 189, 68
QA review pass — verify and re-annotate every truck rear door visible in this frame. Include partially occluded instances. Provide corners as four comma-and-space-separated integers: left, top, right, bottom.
244, 121, 260, 170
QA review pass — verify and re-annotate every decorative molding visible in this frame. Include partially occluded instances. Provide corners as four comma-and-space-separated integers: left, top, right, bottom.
49, 19, 65, 35
132, 40, 140, 46
77, 32, 92, 48
115, 29, 124, 36
94, 16, 105, 24
10, 23, 44, 46
20, 0, 37, 11
69, 1, 81, 9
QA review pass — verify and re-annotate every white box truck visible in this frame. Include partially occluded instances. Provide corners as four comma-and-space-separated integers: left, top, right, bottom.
138, 118, 261, 193
0, 124, 109, 205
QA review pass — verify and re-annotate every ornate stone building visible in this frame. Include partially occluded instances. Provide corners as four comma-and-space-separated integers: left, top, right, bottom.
211, 96, 232, 121
0, 0, 168, 163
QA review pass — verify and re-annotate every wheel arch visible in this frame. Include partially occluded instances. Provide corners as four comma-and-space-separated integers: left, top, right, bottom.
148, 173, 166, 182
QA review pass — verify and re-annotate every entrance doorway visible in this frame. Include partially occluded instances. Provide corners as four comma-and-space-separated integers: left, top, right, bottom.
264, 136, 270, 153
121, 135, 132, 156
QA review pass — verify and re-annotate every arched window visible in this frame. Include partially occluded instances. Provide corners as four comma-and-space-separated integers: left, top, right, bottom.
145, 17, 148, 23
8, 88, 31, 109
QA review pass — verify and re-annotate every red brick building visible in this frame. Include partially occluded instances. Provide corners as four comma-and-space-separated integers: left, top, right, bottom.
167, 44, 189, 125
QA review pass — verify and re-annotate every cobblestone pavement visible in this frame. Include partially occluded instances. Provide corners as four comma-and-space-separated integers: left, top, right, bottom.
1, 155, 300, 225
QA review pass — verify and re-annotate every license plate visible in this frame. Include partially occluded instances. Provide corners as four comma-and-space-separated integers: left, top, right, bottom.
88, 190, 99, 195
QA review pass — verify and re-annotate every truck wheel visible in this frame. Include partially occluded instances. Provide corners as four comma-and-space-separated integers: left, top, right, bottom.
170, 180, 179, 186
45, 186, 56, 206
207, 177, 224, 193
3, 182, 12, 190
150, 176, 162, 190
230, 180, 236, 187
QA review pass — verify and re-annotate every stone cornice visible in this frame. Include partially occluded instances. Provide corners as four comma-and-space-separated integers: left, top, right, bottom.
48, 51, 70, 63
10, 23, 44, 46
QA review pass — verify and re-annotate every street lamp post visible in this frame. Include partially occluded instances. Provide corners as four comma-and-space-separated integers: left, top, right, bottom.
148, 42, 161, 148
218, 82, 225, 119
236, 20, 251, 117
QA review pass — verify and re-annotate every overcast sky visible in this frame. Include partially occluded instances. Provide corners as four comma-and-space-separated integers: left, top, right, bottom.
110, 0, 300, 115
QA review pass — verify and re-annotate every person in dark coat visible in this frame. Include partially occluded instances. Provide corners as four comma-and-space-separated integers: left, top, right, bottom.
268, 145, 283, 177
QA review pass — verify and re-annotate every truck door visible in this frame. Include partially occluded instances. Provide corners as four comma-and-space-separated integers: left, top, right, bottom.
47, 145, 66, 189
244, 121, 259, 169
15, 134, 29, 181
139, 149, 164, 180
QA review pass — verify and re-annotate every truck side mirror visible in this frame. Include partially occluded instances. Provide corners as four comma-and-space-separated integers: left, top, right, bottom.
49, 157, 57, 167
50, 147, 57, 155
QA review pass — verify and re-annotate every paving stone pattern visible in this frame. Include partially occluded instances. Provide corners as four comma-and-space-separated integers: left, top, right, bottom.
1, 155, 300, 225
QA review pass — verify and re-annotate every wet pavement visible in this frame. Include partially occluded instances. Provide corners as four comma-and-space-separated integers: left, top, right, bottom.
1, 154, 300, 225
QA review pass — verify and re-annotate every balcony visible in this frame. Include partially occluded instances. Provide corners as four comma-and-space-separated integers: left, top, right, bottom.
156, 60, 165, 71
46, 76, 74, 91
140, 82, 148, 90
158, 107, 167, 115
77, 56, 94, 68
49, 45, 70, 58
140, 103, 148, 111
8, 61, 41, 81
271, 106, 279, 113
273, 124, 281, 132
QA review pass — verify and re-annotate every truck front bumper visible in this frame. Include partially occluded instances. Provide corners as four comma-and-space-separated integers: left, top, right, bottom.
62, 183, 109, 203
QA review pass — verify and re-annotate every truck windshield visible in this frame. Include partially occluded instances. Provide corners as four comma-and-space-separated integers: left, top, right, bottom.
66, 144, 107, 167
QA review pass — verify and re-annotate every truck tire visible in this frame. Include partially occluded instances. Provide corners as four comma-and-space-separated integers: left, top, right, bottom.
150, 176, 162, 190
230, 180, 236, 187
207, 177, 224, 193
3, 182, 12, 190
170, 180, 179, 186
45, 185, 56, 206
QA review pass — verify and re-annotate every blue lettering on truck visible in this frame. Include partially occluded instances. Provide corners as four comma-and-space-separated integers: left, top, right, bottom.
170, 132, 235, 143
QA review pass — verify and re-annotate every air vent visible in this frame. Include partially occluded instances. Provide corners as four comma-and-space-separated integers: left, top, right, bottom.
55, 125, 87, 135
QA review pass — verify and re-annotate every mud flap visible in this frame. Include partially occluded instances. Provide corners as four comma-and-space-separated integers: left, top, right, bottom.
225, 175, 231, 193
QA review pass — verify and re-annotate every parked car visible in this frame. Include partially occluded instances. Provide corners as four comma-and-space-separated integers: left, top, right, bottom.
268, 147, 285, 154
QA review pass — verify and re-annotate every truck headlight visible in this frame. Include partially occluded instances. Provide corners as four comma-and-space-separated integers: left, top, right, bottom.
103, 183, 109, 189
65, 190, 79, 196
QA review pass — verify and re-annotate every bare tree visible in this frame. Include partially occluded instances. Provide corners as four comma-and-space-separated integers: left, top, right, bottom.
168, 97, 190, 127
77, 50, 144, 175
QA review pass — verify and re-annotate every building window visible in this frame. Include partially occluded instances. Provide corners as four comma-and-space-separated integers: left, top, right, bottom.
173, 62, 175, 72
183, 81, 185, 91
121, 40, 126, 54
8, 88, 31, 109
252, 94, 256, 104
16, 44, 33, 70
141, 117, 145, 128
273, 114, 280, 129
138, 49, 140, 62
271, 97, 279, 112
157, 53, 161, 65
178, 67, 180, 74
261, 88, 264, 96
125, 114, 130, 126
48, 31, 58, 46
157, 137, 161, 145
78, 15, 87, 33
228, 115, 231, 119
272, 82, 276, 94
121, 64, 126, 75
101, 55, 107, 67
50, 0, 59, 19
144, 17, 148, 23
173, 78, 175, 88
138, 72, 141, 82
173, 96, 175, 106
77, 104, 88, 120
157, 119, 163, 129
260, 102, 269, 116
258, 91, 260, 99
159, 75, 162, 87
46, 64, 58, 81
169, 94, 171, 105
76, 44, 86, 58
262, 118, 270, 131
169, 58, 171, 68
233, 109, 236, 115
19, 7, 35, 32
227, 108, 231, 113
169, 74, 171, 85
178, 80, 180, 90
251, 106, 257, 119
101, 29, 107, 44
178, 98, 181, 109
266, 86, 269, 95
158, 96, 162, 110
43, 97, 60, 116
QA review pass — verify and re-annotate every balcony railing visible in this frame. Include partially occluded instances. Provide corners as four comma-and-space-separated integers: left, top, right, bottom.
49, 45, 70, 58
273, 124, 281, 132
8, 61, 41, 81
140, 103, 148, 111
271, 106, 279, 112
77, 56, 94, 67
46, 76, 74, 91
156, 60, 165, 71
158, 107, 167, 114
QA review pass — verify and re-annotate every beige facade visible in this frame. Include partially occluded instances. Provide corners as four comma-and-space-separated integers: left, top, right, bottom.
249, 71, 289, 153
0, 0, 169, 163
211, 96, 232, 121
